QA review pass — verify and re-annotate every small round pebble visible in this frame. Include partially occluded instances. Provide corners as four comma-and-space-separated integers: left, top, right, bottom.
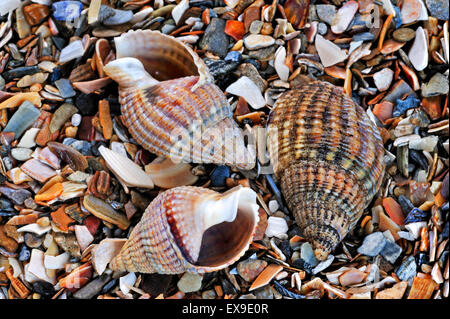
71, 113, 82, 127
177, 272, 203, 293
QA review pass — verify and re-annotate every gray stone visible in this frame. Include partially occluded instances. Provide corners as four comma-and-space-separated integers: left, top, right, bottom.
357, 232, 387, 257
425, 0, 449, 20
73, 274, 110, 299
177, 272, 203, 293
317, 22, 328, 35
421, 73, 449, 97
199, 18, 229, 58
235, 63, 267, 92
380, 240, 403, 264
54, 78, 76, 98
395, 256, 417, 281
316, 4, 337, 25
248, 45, 277, 61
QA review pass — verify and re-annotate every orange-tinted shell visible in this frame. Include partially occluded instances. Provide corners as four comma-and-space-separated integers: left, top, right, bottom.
104, 30, 255, 170
267, 81, 385, 260
109, 186, 259, 274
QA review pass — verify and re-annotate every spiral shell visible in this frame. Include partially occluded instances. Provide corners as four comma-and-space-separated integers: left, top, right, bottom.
267, 81, 385, 261
109, 186, 259, 274
103, 30, 255, 170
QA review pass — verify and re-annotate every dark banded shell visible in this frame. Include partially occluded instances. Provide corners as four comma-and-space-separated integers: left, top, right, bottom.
267, 81, 385, 260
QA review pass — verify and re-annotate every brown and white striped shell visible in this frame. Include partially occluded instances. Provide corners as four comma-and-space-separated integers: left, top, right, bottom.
109, 186, 259, 274
103, 30, 255, 170
267, 81, 385, 261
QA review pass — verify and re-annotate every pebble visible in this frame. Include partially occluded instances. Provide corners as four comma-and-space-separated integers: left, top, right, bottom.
32, 281, 55, 299
52, 1, 83, 21
10, 148, 33, 162
317, 22, 327, 35
177, 272, 203, 293
408, 27, 428, 71
373, 68, 394, 92
315, 4, 336, 25
71, 113, 82, 127
199, 18, 229, 58
421, 73, 449, 97
357, 232, 387, 257
224, 51, 242, 63
235, 63, 266, 92
396, 256, 417, 281
425, 0, 449, 20
392, 28, 416, 42
264, 216, 288, 238
73, 274, 110, 299
18, 245, 31, 262
268, 200, 279, 213
236, 259, 267, 282
0, 186, 31, 205
244, 34, 275, 50
380, 240, 402, 264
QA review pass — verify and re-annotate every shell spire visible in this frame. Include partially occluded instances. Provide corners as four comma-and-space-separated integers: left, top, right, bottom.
109, 186, 259, 274
267, 81, 385, 260
103, 30, 255, 170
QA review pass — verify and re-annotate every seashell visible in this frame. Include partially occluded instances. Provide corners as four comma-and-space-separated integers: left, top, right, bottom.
109, 185, 259, 274
267, 81, 385, 261
103, 30, 255, 170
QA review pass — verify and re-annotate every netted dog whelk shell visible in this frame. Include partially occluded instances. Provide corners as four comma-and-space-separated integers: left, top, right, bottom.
267, 81, 385, 261
109, 186, 259, 274
103, 30, 255, 170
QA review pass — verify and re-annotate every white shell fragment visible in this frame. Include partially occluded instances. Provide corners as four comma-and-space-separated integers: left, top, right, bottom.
44, 252, 70, 270
59, 40, 85, 64
408, 27, 428, 71
265, 216, 288, 238
74, 225, 94, 252
172, 0, 189, 25
373, 68, 394, 92
225, 76, 266, 109
17, 223, 52, 236
99, 146, 154, 189
28, 249, 56, 284
0, 0, 21, 16
119, 272, 137, 295
91, 238, 127, 275
274, 46, 290, 82
315, 34, 348, 67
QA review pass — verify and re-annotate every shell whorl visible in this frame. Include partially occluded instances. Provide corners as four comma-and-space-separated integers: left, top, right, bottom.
109, 186, 259, 274
104, 30, 255, 170
267, 81, 385, 260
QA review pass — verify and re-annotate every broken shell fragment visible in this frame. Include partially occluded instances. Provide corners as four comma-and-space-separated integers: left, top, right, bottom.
98, 145, 154, 189
145, 157, 197, 189
109, 186, 259, 274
